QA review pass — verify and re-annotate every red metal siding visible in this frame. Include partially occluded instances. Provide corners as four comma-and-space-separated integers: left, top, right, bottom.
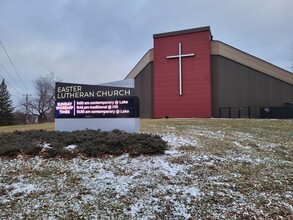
154, 31, 212, 118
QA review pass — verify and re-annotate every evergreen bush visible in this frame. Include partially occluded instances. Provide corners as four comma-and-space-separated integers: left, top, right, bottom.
0, 79, 15, 126
0, 129, 168, 158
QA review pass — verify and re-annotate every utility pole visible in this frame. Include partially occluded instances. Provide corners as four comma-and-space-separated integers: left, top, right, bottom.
23, 93, 31, 124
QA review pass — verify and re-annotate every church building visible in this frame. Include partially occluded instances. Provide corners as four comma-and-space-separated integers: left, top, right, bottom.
125, 26, 293, 119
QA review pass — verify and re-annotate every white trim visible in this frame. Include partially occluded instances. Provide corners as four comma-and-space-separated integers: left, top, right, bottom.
125, 49, 154, 79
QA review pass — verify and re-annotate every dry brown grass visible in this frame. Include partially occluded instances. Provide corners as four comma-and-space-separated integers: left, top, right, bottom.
0, 123, 54, 132
1, 118, 292, 219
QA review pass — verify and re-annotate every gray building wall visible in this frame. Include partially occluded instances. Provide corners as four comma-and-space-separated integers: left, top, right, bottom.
134, 62, 154, 118
211, 56, 293, 117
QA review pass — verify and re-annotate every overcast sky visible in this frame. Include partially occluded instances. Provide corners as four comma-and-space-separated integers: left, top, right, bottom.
0, 0, 292, 105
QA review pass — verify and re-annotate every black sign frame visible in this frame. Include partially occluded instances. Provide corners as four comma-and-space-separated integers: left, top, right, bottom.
55, 82, 135, 100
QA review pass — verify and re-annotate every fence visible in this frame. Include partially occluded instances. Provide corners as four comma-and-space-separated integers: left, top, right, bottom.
219, 106, 293, 119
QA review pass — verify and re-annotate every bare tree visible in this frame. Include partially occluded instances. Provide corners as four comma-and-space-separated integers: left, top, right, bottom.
21, 74, 55, 123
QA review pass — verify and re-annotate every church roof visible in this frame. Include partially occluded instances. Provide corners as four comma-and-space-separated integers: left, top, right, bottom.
125, 27, 293, 86
153, 26, 211, 39
211, 41, 293, 85
125, 49, 153, 79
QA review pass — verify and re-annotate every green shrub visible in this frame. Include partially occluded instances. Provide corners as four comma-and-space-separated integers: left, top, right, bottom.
0, 145, 20, 157
22, 146, 43, 156
0, 129, 168, 158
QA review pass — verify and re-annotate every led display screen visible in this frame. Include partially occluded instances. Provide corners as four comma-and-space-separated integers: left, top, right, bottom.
55, 96, 139, 118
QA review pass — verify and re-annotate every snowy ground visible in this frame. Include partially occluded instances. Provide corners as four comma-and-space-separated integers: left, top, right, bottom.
0, 119, 292, 219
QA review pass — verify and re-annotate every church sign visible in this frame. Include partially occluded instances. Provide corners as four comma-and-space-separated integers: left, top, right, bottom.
54, 80, 140, 132
55, 82, 135, 99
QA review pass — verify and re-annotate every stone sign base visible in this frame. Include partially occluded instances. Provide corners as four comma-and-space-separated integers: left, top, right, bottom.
55, 118, 140, 133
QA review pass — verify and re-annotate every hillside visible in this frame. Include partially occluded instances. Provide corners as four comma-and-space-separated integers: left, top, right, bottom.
0, 119, 292, 219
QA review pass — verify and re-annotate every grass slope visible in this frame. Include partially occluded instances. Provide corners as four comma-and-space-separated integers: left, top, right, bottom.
0, 122, 54, 132
0, 119, 292, 219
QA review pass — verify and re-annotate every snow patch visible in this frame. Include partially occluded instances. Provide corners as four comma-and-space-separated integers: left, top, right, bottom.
162, 134, 198, 147
8, 182, 36, 196
189, 129, 226, 139
165, 149, 184, 156
184, 187, 201, 197
40, 142, 52, 149
64, 145, 77, 150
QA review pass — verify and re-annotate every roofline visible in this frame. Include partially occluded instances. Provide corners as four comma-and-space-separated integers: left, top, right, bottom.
124, 48, 154, 79
153, 26, 211, 39
211, 40, 293, 85
125, 30, 293, 85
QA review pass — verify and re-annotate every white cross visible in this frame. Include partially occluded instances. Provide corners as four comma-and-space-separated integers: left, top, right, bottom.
166, 43, 195, 96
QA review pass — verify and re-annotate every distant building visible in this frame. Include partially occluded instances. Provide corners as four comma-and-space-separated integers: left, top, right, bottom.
125, 26, 293, 118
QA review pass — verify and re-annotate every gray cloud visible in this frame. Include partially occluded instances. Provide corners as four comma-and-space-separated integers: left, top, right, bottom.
0, 0, 292, 103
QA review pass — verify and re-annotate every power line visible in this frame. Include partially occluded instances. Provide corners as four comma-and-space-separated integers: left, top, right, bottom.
0, 74, 22, 96
0, 80, 22, 111
0, 62, 24, 94
0, 40, 29, 91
